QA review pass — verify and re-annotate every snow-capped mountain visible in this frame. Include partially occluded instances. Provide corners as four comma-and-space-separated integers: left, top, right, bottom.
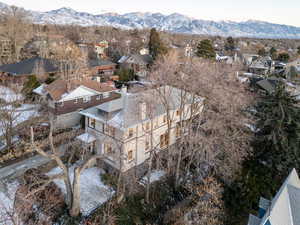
1, 2, 300, 39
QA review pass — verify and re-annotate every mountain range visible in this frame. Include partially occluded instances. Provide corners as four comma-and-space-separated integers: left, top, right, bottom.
1, 2, 300, 39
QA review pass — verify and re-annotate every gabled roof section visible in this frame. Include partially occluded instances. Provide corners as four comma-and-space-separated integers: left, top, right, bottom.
44, 79, 116, 101
260, 169, 300, 225
119, 54, 153, 65
0, 56, 59, 75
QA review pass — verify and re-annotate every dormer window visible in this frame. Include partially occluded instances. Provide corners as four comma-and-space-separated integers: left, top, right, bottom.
103, 92, 110, 98
96, 94, 102, 100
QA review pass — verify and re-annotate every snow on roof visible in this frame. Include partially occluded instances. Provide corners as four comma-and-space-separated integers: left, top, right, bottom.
60, 86, 101, 102
47, 165, 115, 216
33, 84, 47, 96
76, 133, 96, 144
260, 169, 300, 225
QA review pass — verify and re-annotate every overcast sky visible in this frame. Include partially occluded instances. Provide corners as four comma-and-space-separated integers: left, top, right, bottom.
1, 0, 300, 27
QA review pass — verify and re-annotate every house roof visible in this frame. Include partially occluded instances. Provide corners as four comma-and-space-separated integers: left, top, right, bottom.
88, 59, 116, 68
259, 169, 300, 225
44, 79, 116, 101
0, 56, 59, 75
119, 54, 153, 65
256, 80, 276, 93
80, 85, 204, 129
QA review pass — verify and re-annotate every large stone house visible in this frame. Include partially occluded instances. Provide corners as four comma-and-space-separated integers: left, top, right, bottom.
34, 79, 119, 128
77, 85, 204, 173
247, 169, 300, 225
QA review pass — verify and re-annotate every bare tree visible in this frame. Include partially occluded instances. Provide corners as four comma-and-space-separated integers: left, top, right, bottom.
30, 117, 104, 217
0, 5, 33, 63
0, 85, 32, 149
149, 52, 254, 183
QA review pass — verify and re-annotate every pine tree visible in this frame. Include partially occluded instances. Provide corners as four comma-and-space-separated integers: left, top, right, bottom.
196, 39, 216, 59
224, 36, 235, 51
297, 46, 300, 55
148, 28, 168, 60
269, 47, 277, 59
224, 85, 300, 224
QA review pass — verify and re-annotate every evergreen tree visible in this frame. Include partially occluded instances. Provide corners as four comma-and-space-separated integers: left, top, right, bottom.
297, 46, 300, 55
196, 39, 216, 59
22, 75, 40, 99
269, 47, 277, 59
277, 52, 290, 62
224, 85, 300, 224
224, 36, 235, 51
148, 28, 168, 60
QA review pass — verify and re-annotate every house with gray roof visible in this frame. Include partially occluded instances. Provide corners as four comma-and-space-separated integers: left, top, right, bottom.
249, 56, 273, 75
247, 168, 300, 225
77, 85, 204, 172
118, 54, 153, 79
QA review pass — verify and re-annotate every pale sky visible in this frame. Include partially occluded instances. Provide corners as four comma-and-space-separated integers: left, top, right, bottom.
1, 0, 300, 27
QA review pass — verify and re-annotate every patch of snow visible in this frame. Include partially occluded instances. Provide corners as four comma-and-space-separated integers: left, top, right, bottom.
139, 170, 166, 186
0, 86, 23, 103
76, 133, 96, 144
47, 165, 114, 216
245, 123, 260, 133
0, 180, 20, 225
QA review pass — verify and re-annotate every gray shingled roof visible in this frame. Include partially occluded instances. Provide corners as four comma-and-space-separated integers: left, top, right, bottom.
88, 59, 116, 68
0, 56, 58, 75
259, 169, 300, 225
80, 86, 204, 129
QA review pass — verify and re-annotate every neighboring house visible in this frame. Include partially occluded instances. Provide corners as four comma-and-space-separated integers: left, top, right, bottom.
33, 79, 120, 128
242, 54, 259, 66
77, 85, 204, 173
249, 56, 273, 75
88, 58, 117, 81
118, 54, 153, 78
247, 168, 300, 225
0, 56, 59, 85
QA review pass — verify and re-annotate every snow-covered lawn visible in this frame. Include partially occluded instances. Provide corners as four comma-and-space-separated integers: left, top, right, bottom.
0, 86, 23, 103
47, 165, 115, 216
139, 170, 166, 186
0, 180, 20, 225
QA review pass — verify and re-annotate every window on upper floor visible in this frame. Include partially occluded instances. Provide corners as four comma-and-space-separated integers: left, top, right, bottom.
83, 96, 91, 103
139, 102, 147, 120
176, 122, 182, 138
145, 136, 150, 151
160, 133, 169, 148
103, 92, 110, 98
96, 94, 102, 100
128, 149, 134, 161
128, 128, 134, 138
104, 143, 113, 154
145, 122, 150, 131
163, 115, 167, 124
88, 118, 96, 129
